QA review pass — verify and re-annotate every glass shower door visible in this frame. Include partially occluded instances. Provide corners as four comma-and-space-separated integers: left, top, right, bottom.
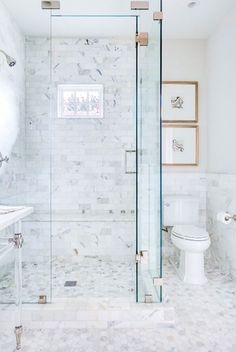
49, 14, 138, 302
49, 11, 162, 304
137, 1, 163, 302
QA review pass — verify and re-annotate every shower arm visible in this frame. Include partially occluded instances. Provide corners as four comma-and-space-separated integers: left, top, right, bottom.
0, 49, 6, 55
0, 49, 16, 67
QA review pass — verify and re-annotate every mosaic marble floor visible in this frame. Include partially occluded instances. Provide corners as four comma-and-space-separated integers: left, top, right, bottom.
53, 257, 135, 300
0, 259, 236, 351
0, 256, 135, 303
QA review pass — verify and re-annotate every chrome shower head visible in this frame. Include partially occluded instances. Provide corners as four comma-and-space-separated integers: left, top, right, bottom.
0, 49, 16, 67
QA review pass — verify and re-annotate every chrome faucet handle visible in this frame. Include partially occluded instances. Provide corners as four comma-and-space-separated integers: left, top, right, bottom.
0, 152, 9, 168
225, 213, 236, 221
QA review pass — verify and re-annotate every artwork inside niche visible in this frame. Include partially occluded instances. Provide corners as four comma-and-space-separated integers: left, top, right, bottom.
58, 84, 104, 118
163, 81, 198, 122
163, 125, 199, 166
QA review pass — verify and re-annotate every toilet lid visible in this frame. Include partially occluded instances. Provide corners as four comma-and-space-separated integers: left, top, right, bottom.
172, 225, 209, 241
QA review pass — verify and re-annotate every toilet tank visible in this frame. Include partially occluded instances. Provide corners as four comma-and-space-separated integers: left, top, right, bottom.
163, 195, 199, 226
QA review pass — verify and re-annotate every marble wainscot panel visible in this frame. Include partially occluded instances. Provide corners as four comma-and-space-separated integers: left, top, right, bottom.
163, 172, 207, 258
207, 173, 236, 279
163, 172, 207, 225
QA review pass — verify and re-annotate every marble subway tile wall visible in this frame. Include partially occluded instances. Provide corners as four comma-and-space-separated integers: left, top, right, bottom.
163, 172, 207, 258
24, 37, 136, 266
163, 173, 207, 225
207, 173, 236, 279
25, 37, 51, 213
0, 2, 25, 203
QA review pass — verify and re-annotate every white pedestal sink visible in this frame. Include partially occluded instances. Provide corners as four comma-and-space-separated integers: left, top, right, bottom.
0, 206, 33, 232
0, 205, 33, 350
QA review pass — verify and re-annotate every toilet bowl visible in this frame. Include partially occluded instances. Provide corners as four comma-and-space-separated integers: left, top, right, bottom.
164, 196, 211, 285
171, 225, 210, 285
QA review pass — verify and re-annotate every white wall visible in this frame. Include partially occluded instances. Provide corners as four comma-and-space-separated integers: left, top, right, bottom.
206, 5, 236, 279
163, 40, 207, 230
207, 6, 236, 174
163, 39, 207, 173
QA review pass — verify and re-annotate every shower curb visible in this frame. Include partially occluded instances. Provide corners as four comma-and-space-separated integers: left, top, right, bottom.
0, 302, 175, 329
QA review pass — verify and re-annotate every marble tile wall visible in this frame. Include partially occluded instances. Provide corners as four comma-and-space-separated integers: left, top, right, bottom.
206, 173, 236, 279
163, 172, 207, 226
24, 37, 136, 265
163, 172, 207, 258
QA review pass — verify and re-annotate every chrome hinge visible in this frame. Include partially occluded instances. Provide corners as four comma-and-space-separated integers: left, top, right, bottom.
153, 11, 163, 21
38, 295, 47, 304
131, 1, 149, 10
136, 250, 149, 263
41, 1, 60, 10
8, 234, 24, 248
153, 277, 164, 287
136, 33, 149, 46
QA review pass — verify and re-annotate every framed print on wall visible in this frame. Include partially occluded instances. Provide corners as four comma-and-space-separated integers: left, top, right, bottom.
163, 81, 198, 123
163, 125, 199, 166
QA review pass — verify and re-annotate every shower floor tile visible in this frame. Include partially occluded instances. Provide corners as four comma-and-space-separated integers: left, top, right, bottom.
52, 256, 135, 300
0, 257, 135, 303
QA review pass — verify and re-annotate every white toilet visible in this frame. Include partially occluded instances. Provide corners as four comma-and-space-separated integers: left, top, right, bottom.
164, 196, 210, 285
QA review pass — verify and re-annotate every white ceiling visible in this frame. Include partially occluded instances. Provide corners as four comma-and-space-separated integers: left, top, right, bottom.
163, 0, 236, 39
1, 0, 236, 38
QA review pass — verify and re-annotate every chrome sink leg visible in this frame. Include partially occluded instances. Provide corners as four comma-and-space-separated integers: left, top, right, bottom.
15, 325, 23, 350
14, 222, 24, 350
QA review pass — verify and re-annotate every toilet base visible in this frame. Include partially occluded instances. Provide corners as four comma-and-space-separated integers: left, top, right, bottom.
170, 250, 208, 285
179, 250, 208, 285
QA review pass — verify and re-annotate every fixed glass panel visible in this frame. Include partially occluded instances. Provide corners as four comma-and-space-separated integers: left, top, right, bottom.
137, 0, 162, 302
50, 15, 137, 302
22, 36, 52, 303
0, 26, 51, 303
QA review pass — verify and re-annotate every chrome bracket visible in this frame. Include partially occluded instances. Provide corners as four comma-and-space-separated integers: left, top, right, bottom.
9, 234, 24, 249
15, 325, 23, 350
153, 11, 163, 21
41, 1, 60, 9
136, 33, 149, 46
153, 277, 164, 287
145, 294, 153, 303
131, 1, 149, 10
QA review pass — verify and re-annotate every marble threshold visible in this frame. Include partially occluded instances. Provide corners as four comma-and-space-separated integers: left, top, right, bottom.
0, 299, 175, 330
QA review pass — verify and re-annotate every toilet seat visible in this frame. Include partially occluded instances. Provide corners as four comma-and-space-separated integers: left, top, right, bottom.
172, 225, 209, 242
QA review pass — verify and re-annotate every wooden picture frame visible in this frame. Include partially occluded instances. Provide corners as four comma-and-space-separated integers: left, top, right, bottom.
163, 125, 199, 166
163, 81, 198, 123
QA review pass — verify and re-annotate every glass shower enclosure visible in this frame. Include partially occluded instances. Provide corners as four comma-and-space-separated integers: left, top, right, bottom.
0, 1, 162, 305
